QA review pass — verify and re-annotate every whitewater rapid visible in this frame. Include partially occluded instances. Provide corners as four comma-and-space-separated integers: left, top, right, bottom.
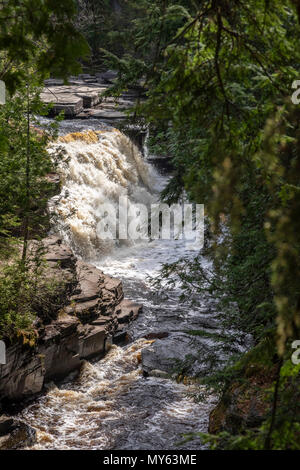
17, 126, 219, 450
48, 129, 156, 259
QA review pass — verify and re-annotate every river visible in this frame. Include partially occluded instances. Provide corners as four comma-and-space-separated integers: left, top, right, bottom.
17, 119, 224, 450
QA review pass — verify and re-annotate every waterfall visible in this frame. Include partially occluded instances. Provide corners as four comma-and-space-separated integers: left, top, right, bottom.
18, 126, 219, 450
48, 129, 155, 260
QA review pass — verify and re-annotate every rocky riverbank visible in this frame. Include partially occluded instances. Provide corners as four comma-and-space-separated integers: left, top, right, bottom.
41, 71, 143, 122
0, 106, 256, 451
0, 236, 141, 448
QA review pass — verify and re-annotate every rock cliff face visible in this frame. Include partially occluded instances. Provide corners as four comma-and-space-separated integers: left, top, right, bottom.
0, 236, 141, 404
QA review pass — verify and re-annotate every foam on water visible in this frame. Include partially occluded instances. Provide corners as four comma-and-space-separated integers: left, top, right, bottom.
17, 127, 218, 449
48, 129, 156, 259
20, 340, 216, 450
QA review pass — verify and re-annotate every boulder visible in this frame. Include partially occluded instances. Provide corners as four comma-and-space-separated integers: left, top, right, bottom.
141, 333, 194, 375
141, 331, 222, 376
41, 91, 84, 117
115, 299, 142, 324
0, 417, 36, 450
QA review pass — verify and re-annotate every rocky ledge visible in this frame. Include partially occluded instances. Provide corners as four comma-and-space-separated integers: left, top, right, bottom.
41, 71, 143, 121
0, 236, 141, 405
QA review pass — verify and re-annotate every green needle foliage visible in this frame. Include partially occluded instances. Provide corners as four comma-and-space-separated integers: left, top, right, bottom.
102, 0, 300, 353
0, 79, 65, 343
0, 0, 90, 93
0, 79, 58, 255
100, 0, 300, 448
0, 0, 88, 361
0, 0, 299, 450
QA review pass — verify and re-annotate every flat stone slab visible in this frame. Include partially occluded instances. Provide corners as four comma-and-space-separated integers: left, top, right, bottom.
41, 77, 135, 119
40, 91, 83, 117
79, 109, 127, 120
41, 84, 108, 116
44, 78, 65, 86
42, 84, 107, 97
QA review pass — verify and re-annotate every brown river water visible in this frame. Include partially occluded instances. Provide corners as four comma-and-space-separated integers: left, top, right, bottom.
15, 120, 238, 450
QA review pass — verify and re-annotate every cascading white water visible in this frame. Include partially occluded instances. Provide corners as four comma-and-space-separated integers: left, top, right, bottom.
17, 124, 221, 450
19, 339, 216, 450
49, 129, 156, 259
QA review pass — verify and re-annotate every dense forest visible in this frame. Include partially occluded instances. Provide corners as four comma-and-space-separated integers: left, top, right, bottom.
0, 0, 300, 451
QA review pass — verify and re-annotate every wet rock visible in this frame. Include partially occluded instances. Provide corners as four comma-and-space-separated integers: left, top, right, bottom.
0, 416, 14, 435
123, 125, 148, 154
113, 330, 130, 344
0, 236, 140, 403
0, 417, 36, 449
141, 332, 222, 376
115, 299, 142, 324
44, 382, 57, 392
142, 333, 195, 375
79, 325, 107, 359
104, 335, 113, 352
148, 369, 170, 379
78, 108, 127, 121
144, 332, 169, 340
40, 73, 135, 123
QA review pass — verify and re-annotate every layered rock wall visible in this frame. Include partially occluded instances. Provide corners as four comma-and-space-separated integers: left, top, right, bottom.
0, 236, 141, 403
